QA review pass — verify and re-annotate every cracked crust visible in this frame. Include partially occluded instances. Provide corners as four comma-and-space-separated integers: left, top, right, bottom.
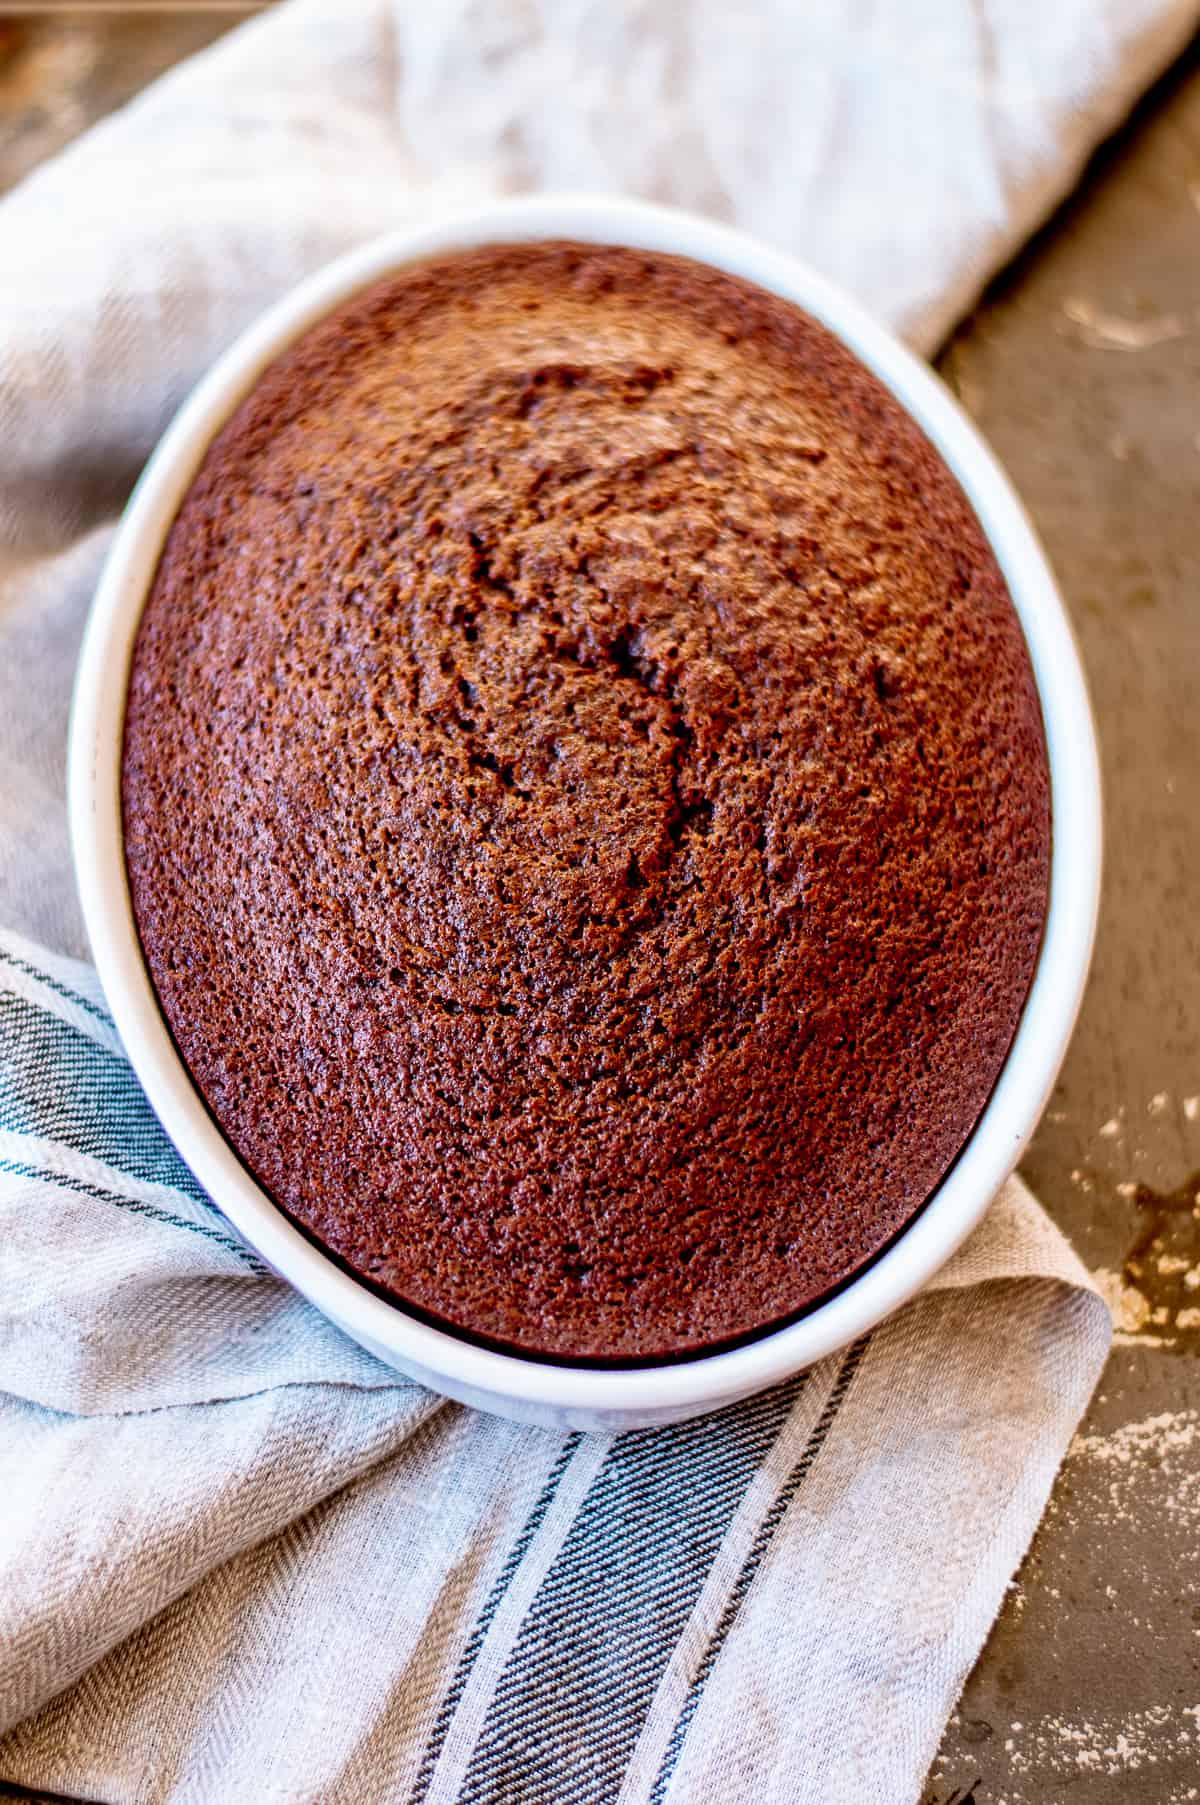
122, 243, 1051, 1361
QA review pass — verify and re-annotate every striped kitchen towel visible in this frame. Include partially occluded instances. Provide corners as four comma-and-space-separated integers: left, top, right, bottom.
4, 0, 1181, 1794
0, 927, 1108, 1801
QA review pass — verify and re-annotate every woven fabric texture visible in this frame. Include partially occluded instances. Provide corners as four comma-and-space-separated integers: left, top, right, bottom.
0, 0, 1167, 1794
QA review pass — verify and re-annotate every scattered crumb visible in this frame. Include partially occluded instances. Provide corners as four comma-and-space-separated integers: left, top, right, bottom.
1099, 1117, 1121, 1138
1177, 1307, 1200, 1331
1062, 297, 1187, 350
1185, 1096, 1199, 1122
1185, 1267, 1200, 1291
1158, 1254, 1190, 1275
1092, 1267, 1150, 1333
1150, 1092, 1171, 1117
1004, 1577, 1027, 1621
1117, 1180, 1139, 1199
1072, 1410, 1198, 1490
995, 1698, 1200, 1787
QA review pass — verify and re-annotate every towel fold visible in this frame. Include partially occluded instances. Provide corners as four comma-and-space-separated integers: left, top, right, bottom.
0, 928, 1108, 1800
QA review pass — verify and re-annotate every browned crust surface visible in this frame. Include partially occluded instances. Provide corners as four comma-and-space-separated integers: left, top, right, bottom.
122, 243, 1051, 1361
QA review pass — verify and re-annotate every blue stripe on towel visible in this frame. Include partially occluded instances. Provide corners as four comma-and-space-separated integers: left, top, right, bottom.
453, 1375, 808, 1805
409, 1432, 587, 1805
0, 989, 208, 1204
0, 944, 114, 1028
648, 1336, 869, 1803
0, 1154, 264, 1272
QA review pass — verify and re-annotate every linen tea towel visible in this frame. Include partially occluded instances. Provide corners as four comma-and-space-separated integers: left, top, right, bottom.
0, 929, 1107, 1801
2, 0, 1184, 1796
